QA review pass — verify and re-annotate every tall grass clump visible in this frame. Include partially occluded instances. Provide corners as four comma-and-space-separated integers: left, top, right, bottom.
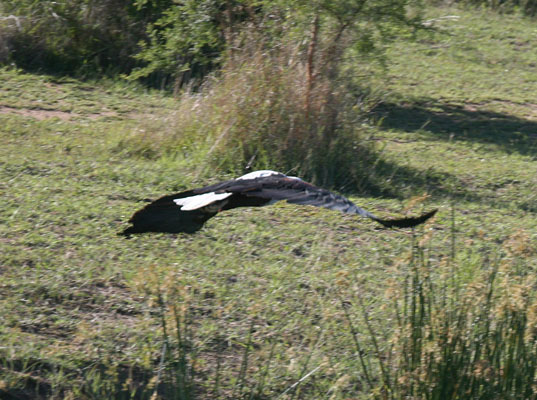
123, 37, 382, 189
343, 221, 537, 398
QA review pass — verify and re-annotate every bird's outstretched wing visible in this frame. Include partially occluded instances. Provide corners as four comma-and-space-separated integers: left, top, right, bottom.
210, 175, 437, 228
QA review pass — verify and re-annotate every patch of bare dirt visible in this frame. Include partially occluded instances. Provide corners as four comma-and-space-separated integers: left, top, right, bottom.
0, 105, 118, 121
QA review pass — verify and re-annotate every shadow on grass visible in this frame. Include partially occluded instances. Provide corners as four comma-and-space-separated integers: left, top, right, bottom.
373, 100, 537, 156
348, 137, 534, 215
0, 355, 210, 400
353, 150, 478, 202
0, 357, 151, 400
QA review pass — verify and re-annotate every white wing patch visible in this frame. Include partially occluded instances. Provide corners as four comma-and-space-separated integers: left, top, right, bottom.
174, 192, 233, 211
237, 170, 280, 180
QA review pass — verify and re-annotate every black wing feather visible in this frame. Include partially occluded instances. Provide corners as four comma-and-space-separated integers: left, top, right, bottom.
222, 176, 437, 228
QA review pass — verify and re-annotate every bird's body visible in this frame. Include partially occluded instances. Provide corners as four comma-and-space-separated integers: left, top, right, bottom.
120, 170, 437, 235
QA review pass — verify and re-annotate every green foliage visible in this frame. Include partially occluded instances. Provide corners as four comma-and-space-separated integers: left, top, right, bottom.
129, 0, 425, 87
449, 0, 537, 16
128, 0, 232, 88
1, 0, 424, 82
0, 0, 171, 75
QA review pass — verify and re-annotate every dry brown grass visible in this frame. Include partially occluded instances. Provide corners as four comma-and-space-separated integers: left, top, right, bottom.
120, 36, 378, 188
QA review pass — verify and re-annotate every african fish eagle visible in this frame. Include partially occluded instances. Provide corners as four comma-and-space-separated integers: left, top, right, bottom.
120, 170, 437, 235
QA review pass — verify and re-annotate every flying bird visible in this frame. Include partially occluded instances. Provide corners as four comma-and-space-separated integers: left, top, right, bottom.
120, 170, 437, 235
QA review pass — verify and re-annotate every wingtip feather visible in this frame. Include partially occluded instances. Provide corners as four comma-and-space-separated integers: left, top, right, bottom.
374, 209, 438, 228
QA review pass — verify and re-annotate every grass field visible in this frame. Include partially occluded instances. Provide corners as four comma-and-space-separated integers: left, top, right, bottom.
1, 5, 537, 399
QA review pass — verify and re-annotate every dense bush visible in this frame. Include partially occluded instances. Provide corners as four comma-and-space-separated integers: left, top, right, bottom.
436, 0, 537, 16
129, 0, 426, 89
0, 0, 172, 76
1, 0, 535, 80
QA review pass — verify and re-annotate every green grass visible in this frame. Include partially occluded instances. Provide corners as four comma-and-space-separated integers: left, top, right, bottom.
1, 5, 537, 399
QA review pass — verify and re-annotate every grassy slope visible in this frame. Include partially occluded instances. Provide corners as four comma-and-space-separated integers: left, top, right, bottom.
1, 6, 537, 399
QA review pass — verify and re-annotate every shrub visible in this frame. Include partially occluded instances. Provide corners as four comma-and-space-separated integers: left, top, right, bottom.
439, 0, 537, 16
0, 0, 170, 76
129, 0, 425, 89
119, 38, 383, 189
